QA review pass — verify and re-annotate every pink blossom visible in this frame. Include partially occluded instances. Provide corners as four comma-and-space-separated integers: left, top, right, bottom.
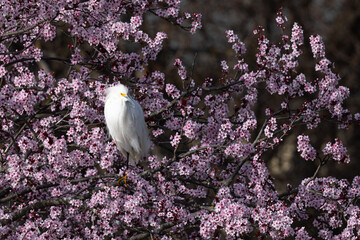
220, 60, 229, 72
309, 35, 326, 58
170, 132, 181, 147
322, 139, 350, 163
0, 66, 6, 77
297, 135, 317, 161
174, 58, 187, 80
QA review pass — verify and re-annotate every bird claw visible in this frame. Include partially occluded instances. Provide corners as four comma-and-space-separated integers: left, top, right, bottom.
117, 174, 128, 187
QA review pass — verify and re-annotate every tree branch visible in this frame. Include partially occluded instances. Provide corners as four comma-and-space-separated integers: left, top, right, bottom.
0, 174, 120, 203
0, 19, 48, 39
129, 222, 175, 240
0, 194, 89, 224
223, 156, 249, 187
150, 79, 244, 118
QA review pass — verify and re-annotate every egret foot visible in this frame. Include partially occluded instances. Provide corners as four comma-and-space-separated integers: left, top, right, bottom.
117, 152, 130, 187
117, 174, 128, 187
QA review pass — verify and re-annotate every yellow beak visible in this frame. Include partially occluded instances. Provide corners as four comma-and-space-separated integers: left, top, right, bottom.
121, 93, 127, 97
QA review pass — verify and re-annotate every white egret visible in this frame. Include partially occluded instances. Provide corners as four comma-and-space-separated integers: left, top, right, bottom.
104, 84, 150, 172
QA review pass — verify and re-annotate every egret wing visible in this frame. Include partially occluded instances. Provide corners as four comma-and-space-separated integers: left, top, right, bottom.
132, 100, 150, 155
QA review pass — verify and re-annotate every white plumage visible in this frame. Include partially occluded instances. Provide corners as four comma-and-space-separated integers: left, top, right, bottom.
104, 84, 150, 166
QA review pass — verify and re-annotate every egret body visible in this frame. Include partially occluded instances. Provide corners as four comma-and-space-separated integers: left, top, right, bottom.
104, 84, 150, 166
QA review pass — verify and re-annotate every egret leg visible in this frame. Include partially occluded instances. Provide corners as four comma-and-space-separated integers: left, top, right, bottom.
126, 152, 129, 170
117, 152, 129, 187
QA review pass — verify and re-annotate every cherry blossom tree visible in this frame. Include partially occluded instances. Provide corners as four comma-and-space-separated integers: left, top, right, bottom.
0, 1, 359, 239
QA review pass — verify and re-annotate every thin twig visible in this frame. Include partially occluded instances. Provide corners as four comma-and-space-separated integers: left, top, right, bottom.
176, 176, 217, 190
178, 145, 224, 158
4, 123, 26, 154
279, 159, 323, 199
190, 52, 198, 81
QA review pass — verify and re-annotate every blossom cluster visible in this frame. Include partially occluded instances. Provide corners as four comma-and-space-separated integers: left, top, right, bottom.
322, 139, 350, 164
297, 135, 317, 161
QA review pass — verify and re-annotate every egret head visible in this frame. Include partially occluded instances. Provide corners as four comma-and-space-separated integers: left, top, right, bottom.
106, 84, 130, 102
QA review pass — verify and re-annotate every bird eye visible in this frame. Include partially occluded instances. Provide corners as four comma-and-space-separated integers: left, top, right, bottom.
121, 93, 127, 97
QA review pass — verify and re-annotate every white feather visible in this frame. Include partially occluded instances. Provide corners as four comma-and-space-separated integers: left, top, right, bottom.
104, 84, 150, 165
